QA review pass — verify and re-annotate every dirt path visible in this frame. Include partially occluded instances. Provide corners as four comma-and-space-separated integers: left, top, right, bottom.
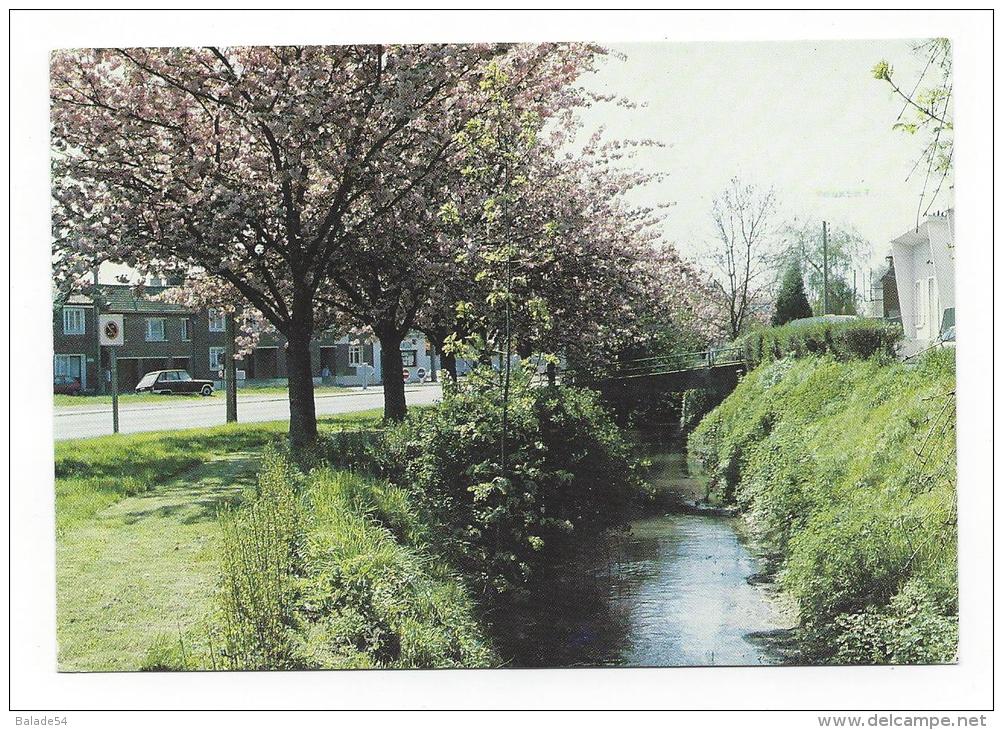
56, 453, 259, 671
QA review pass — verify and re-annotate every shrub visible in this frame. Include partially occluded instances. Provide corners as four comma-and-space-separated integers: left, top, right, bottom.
379, 366, 645, 600
688, 350, 956, 663
208, 450, 493, 670
738, 318, 902, 366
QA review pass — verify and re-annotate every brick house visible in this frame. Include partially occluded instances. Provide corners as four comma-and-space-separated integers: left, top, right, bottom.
868, 254, 901, 324
53, 284, 228, 393
54, 284, 437, 392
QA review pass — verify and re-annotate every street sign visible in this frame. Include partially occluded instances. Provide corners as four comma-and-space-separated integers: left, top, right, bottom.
416, 367, 426, 381
99, 314, 124, 346
402, 368, 410, 381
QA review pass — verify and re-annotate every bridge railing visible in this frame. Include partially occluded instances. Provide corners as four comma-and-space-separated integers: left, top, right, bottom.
606, 347, 746, 379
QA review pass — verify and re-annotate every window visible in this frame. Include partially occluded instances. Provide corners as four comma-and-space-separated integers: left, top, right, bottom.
62, 307, 86, 335
349, 344, 364, 366
160, 371, 179, 382
177, 371, 192, 381
209, 347, 226, 372
401, 350, 417, 368
181, 318, 191, 341
209, 310, 226, 332
145, 318, 167, 341
54, 354, 83, 379
137, 372, 159, 390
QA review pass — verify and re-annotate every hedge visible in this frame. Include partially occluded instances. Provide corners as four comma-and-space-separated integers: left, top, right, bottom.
737, 317, 902, 366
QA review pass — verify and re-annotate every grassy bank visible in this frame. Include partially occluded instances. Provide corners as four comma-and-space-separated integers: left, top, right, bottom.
689, 350, 957, 663
156, 452, 493, 670
57, 374, 644, 670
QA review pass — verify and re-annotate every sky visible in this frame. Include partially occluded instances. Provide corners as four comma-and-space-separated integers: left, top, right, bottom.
574, 39, 951, 273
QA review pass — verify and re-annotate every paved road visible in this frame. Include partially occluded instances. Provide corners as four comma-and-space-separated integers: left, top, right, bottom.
53, 385, 443, 440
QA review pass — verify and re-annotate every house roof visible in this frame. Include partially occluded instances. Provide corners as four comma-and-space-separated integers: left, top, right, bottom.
890, 209, 955, 248
99, 284, 191, 314
873, 260, 895, 282
890, 228, 927, 248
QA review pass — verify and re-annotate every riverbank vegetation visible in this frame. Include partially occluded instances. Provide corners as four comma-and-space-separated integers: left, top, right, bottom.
689, 349, 957, 663
133, 370, 645, 670
379, 367, 646, 602
156, 451, 495, 670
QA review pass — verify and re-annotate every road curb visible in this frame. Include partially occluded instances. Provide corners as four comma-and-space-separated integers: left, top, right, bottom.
53, 385, 437, 417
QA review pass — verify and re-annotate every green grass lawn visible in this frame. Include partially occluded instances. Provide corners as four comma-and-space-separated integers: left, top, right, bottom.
55, 410, 383, 671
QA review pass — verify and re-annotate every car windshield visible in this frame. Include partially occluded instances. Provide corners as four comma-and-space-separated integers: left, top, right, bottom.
176, 371, 192, 381
137, 372, 159, 389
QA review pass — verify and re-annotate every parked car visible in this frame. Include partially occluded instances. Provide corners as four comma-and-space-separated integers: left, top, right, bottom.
53, 375, 82, 396
135, 369, 214, 396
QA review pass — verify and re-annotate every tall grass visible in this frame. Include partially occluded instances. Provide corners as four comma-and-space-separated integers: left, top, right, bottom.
203, 451, 493, 670
215, 451, 303, 670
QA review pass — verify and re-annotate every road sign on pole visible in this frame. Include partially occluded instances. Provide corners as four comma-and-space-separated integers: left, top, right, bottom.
402, 368, 410, 381
99, 314, 124, 434
99, 314, 124, 346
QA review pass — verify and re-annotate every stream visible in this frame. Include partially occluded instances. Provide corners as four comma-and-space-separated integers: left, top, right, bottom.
494, 431, 795, 667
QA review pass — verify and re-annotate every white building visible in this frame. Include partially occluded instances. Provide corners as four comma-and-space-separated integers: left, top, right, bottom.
316, 331, 437, 387
889, 210, 955, 355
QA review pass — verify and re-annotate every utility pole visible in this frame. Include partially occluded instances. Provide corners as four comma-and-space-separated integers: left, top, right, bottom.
224, 313, 237, 423
822, 221, 829, 316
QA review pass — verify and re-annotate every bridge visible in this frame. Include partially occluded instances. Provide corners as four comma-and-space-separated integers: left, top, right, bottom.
591, 347, 748, 423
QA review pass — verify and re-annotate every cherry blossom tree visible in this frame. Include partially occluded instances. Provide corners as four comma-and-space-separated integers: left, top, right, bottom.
427, 96, 726, 383
50, 43, 606, 443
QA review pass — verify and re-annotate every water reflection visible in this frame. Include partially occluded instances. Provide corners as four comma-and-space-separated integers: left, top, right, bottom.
492, 439, 793, 667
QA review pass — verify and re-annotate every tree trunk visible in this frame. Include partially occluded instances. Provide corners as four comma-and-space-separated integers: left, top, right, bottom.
426, 328, 458, 381
441, 350, 458, 381
377, 329, 407, 422
286, 326, 318, 451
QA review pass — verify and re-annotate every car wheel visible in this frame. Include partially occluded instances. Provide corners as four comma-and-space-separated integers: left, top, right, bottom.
201, 385, 213, 396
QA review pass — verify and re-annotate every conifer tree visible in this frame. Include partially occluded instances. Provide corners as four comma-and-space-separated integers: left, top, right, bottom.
772, 263, 813, 326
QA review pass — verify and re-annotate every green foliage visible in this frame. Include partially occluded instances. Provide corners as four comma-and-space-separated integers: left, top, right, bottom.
816, 276, 859, 316
680, 388, 727, 432
689, 350, 956, 663
738, 318, 902, 366
772, 263, 813, 326
379, 367, 645, 600
831, 579, 958, 664
209, 450, 493, 670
